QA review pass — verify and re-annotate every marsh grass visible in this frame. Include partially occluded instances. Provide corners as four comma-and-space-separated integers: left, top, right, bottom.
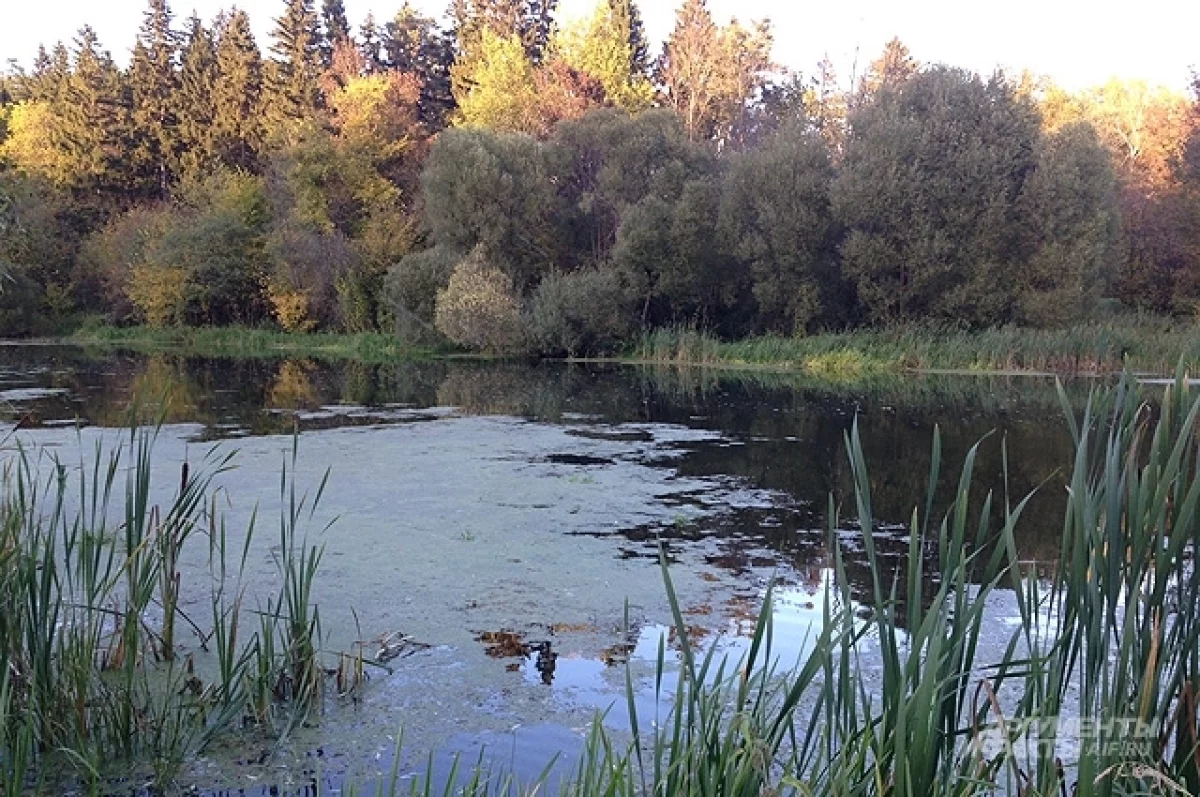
70, 323, 441, 363
635, 319, 1200, 377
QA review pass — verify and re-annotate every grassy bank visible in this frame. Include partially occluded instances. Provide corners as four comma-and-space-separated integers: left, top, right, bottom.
634, 319, 1200, 377
51, 319, 1200, 379
67, 323, 442, 362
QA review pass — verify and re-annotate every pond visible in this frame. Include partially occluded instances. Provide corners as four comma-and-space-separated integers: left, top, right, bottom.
0, 345, 1083, 793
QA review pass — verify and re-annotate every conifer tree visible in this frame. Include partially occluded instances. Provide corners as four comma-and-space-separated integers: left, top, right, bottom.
213, 9, 264, 169
383, 3, 455, 126
61, 27, 131, 194
610, 0, 649, 79
24, 44, 67, 102
267, 0, 323, 122
176, 15, 218, 176
128, 0, 180, 196
359, 13, 385, 72
319, 0, 352, 67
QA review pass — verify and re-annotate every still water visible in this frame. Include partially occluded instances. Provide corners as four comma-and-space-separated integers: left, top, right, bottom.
0, 345, 1082, 792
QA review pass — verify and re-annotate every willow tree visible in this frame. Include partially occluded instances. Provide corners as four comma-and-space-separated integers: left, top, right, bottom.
833, 67, 1041, 326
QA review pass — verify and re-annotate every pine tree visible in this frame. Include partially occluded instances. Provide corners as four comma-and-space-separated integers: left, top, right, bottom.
267, 0, 323, 122
319, 0, 352, 67
128, 0, 181, 196
213, 9, 264, 169
176, 14, 218, 176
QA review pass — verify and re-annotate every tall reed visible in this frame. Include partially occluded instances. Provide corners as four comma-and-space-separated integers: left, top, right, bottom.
0, 426, 340, 793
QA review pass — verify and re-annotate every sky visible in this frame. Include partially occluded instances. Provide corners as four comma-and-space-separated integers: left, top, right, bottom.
1, 0, 1197, 94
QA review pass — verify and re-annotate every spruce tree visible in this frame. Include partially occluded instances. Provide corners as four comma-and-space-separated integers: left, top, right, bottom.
359, 13, 384, 72
176, 14, 217, 176
612, 0, 649, 79
319, 0, 352, 67
25, 44, 66, 102
128, 0, 180, 196
213, 9, 264, 169
268, 0, 323, 122
383, 3, 455, 127
61, 27, 131, 195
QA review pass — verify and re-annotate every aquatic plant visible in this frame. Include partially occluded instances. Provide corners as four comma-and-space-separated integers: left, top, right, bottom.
0, 425, 340, 792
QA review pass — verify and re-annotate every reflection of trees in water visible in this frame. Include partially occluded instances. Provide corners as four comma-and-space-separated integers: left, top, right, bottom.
6, 350, 1079, 580
267, 360, 319, 410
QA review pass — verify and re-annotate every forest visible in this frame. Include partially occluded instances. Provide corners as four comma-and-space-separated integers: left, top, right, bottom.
1, 0, 1199, 356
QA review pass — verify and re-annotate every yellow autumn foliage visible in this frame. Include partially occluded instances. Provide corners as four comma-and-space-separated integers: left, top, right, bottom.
127, 264, 188, 327
269, 286, 316, 332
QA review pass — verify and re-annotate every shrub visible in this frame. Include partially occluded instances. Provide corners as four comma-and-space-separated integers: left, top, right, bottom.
127, 263, 188, 327
434, 248, 527, 354
267, 222, 359, 330
383, 245, 460, 344
527, 267, 634, 356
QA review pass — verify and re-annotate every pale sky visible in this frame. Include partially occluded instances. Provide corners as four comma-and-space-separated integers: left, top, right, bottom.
1, 0, 1197, 94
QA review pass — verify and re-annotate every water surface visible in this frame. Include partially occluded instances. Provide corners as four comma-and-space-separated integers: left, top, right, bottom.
0, 346, 1082, 792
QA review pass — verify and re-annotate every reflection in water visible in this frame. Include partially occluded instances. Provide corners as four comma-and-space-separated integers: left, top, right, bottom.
0, 346, 1086, 592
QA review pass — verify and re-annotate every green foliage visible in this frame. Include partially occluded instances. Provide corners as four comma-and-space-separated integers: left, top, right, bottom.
211, 9, 264, 171
109, 171, 273, 327
78, 204, 175, 321
551, 108, 712, 263
453, 29, 540, 134
383, 244, 459, 342
0, 269, 49, 335
266, 0, 323, 124
614, 176, 741, 332
1016, 121, 1122, 326
175, 15, 218, 178
382, 3, 457, 127
421, 128, 565, 291
528, 266, 634, 355
719, 124, 844, 333
834, 67, 1041, 327
127, 0, 181, 197
434, 247, 527, 353
552, 0, 653, 112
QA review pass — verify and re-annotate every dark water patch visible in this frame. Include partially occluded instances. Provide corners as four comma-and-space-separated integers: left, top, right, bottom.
545, 453, 614, 466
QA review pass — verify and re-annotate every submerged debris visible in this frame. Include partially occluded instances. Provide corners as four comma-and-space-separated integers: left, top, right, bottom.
366, 631, 430, 663
476, 630, 532, 658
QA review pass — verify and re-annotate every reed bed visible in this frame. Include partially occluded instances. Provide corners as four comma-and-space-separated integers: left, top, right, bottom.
0, 426, 352, 793
636, 319, 1200, 376
5, 365, 1200, 795
70, 323, 437, 363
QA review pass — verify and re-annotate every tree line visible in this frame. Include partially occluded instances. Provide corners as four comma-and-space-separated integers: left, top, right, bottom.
0, 0, 1198, 353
